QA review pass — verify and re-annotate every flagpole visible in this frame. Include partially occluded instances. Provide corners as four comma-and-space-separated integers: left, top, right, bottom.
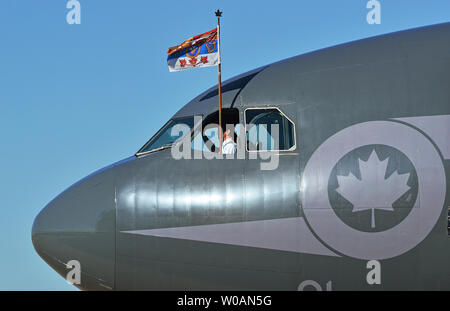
215, 9, 223, 154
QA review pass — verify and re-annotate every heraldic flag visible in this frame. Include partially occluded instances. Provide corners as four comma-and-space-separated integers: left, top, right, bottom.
167, 28, 219, 72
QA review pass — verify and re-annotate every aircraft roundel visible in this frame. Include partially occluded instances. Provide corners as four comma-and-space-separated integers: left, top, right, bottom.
301, 120, 446, 260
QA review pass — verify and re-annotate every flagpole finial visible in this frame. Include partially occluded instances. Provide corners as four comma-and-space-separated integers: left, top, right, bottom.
215, 9, 222, 17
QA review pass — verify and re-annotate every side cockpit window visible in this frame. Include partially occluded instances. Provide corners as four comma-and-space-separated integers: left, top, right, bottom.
137, 116, 195, 155
245, 108, 296, 151
191, 108, 240, 153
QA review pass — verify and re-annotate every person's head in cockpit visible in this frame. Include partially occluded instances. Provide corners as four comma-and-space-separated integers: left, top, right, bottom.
222, 128, 237, 155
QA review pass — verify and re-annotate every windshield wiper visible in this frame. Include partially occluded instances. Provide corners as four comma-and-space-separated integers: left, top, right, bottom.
136, 144, 173, 156
159, 144, 172, 150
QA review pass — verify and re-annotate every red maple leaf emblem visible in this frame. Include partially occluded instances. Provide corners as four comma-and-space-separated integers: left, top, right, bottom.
200, 56, 208, 64
189, 57, 198, 66
179, 59, 187, 67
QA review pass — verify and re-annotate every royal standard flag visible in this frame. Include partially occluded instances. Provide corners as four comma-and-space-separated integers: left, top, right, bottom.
167, 28, 219, 72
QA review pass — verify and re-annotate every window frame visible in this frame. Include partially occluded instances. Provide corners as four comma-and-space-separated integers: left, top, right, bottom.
244, 106, 297, 153
447, 206, 450, 236
135, 115, 201, 157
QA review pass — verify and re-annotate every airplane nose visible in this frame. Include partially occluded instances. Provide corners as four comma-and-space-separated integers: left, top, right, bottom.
32, 168, 116, 290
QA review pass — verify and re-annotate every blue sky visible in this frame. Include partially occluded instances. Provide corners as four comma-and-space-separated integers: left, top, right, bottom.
0, 0, 448, 290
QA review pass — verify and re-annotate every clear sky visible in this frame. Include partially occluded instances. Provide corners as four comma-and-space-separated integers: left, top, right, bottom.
0, 0, 448, 290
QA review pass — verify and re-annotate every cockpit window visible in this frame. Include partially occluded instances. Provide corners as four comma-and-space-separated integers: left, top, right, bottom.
137, 116, 195, 155
190, 108, 240, 153
245, 108, 296, 151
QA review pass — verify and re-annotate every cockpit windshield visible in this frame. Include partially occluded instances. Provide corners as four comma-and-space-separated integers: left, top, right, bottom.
137, 116, 195, 155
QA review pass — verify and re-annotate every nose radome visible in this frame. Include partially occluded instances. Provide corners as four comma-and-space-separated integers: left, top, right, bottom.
32, 168, 116, 290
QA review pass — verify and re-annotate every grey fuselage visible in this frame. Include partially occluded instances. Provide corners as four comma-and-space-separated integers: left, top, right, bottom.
32, 23, 450, 290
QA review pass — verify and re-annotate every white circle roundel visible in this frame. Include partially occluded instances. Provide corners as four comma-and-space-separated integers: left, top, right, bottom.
301, 121, 446, 260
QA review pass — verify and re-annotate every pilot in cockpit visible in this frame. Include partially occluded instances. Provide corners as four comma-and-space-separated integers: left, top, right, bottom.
222, 128, 237, 154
